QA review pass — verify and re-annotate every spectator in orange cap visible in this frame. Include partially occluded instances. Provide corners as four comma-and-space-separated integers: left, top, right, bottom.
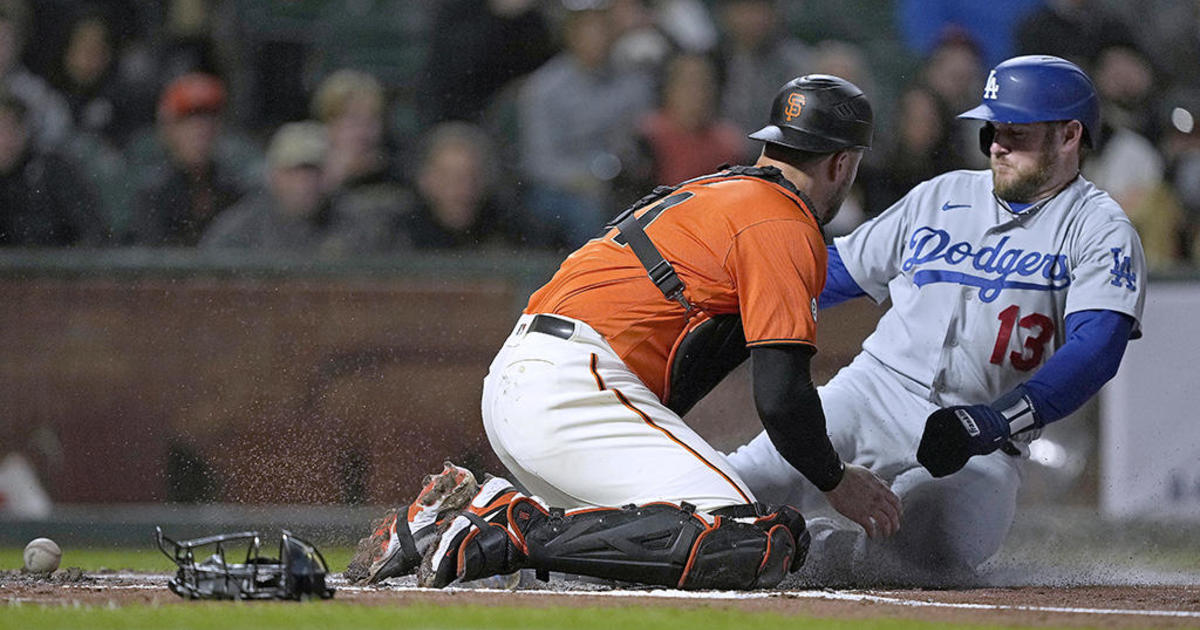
127, 73, 256, 245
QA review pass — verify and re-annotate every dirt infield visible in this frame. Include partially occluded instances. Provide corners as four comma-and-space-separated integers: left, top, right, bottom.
3, 570, 1199, 629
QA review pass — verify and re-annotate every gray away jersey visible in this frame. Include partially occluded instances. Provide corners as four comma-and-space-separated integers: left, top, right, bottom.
835, 169, 1146, 408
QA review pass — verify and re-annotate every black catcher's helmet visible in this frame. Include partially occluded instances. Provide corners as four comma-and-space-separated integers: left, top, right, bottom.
749, 74, 874, 153
156, 527, 335, 600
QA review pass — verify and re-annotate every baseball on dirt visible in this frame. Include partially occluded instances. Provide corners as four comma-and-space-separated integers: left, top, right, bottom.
23, 537, 62, 573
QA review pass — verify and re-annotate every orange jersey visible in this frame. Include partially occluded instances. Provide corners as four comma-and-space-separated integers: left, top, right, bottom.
525, 167, 828, 401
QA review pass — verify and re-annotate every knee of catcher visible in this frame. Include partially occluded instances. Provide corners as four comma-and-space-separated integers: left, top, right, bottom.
711, 502, 810, 572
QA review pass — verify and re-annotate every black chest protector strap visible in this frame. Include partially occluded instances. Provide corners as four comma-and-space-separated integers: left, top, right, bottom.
608, 185, 693, 311
606, 165, 809, 313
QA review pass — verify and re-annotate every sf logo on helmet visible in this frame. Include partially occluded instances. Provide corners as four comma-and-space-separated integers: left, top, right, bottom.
785, 92, 806, 121
983, 70, 1000, 100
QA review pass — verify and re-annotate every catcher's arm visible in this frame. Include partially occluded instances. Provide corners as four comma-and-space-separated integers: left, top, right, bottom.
752, 345, 901, 537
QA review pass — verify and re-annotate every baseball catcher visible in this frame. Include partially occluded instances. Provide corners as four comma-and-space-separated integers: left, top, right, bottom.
349, 75, 901, 590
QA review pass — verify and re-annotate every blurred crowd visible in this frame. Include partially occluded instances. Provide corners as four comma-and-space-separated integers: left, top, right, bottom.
0, 0, 1198, 268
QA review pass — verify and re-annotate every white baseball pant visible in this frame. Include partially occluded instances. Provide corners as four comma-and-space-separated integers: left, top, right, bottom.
727, 352, 1023, 584
481, 313, 755, 512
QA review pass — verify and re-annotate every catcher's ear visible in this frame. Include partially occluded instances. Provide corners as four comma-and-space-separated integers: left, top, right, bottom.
825, 150, 849, 181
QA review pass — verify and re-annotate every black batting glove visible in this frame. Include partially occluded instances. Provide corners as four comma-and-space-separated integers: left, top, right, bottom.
918, 388, 1042, 477
917, 404, 1011, 478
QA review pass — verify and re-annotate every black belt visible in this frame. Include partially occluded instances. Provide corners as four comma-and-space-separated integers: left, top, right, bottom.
528, 314, 575, 340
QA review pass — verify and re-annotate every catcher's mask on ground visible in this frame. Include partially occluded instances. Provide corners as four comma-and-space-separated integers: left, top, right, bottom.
155, 527, 335, 600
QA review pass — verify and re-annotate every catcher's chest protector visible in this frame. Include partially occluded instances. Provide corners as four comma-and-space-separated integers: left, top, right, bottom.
666, 313, 748, 416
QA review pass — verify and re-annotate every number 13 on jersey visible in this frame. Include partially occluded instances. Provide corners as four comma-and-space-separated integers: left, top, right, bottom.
990, 304, 1055, 371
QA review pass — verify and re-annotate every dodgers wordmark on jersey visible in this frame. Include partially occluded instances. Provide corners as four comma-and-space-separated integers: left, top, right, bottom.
834, 169, 1146, 411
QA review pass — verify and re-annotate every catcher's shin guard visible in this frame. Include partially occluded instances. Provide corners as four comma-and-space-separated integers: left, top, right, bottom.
422, 495, 807, 590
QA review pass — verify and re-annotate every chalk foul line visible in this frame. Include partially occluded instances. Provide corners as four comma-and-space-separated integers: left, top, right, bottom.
786, 589, 1200, 619
46, 574, 1200, 619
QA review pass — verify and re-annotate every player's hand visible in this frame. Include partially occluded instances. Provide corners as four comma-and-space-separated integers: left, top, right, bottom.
823, 464, 901, 538
917, 404, 1010, 477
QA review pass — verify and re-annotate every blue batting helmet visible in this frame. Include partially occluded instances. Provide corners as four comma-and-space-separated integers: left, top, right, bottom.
958, 55, 1100, 154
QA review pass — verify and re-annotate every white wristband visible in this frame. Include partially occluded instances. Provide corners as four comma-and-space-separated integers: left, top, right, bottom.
998, 393, 1038, 436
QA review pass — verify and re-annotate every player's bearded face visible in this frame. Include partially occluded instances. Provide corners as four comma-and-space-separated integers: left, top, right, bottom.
989, 123, 1060, 203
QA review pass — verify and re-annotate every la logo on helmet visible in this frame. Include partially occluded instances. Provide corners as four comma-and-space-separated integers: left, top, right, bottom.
983, 70, 1000, 100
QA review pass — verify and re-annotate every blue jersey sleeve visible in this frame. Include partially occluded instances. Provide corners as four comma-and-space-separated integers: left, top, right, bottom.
1003, 309, 1134, 424
819, 244, 868, 309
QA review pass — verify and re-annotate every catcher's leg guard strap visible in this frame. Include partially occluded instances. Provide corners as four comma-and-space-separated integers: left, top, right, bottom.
512, 499, 796, 590
454, 513, 526, 582
420, 511, 529, 588
418, 477, 526, 588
